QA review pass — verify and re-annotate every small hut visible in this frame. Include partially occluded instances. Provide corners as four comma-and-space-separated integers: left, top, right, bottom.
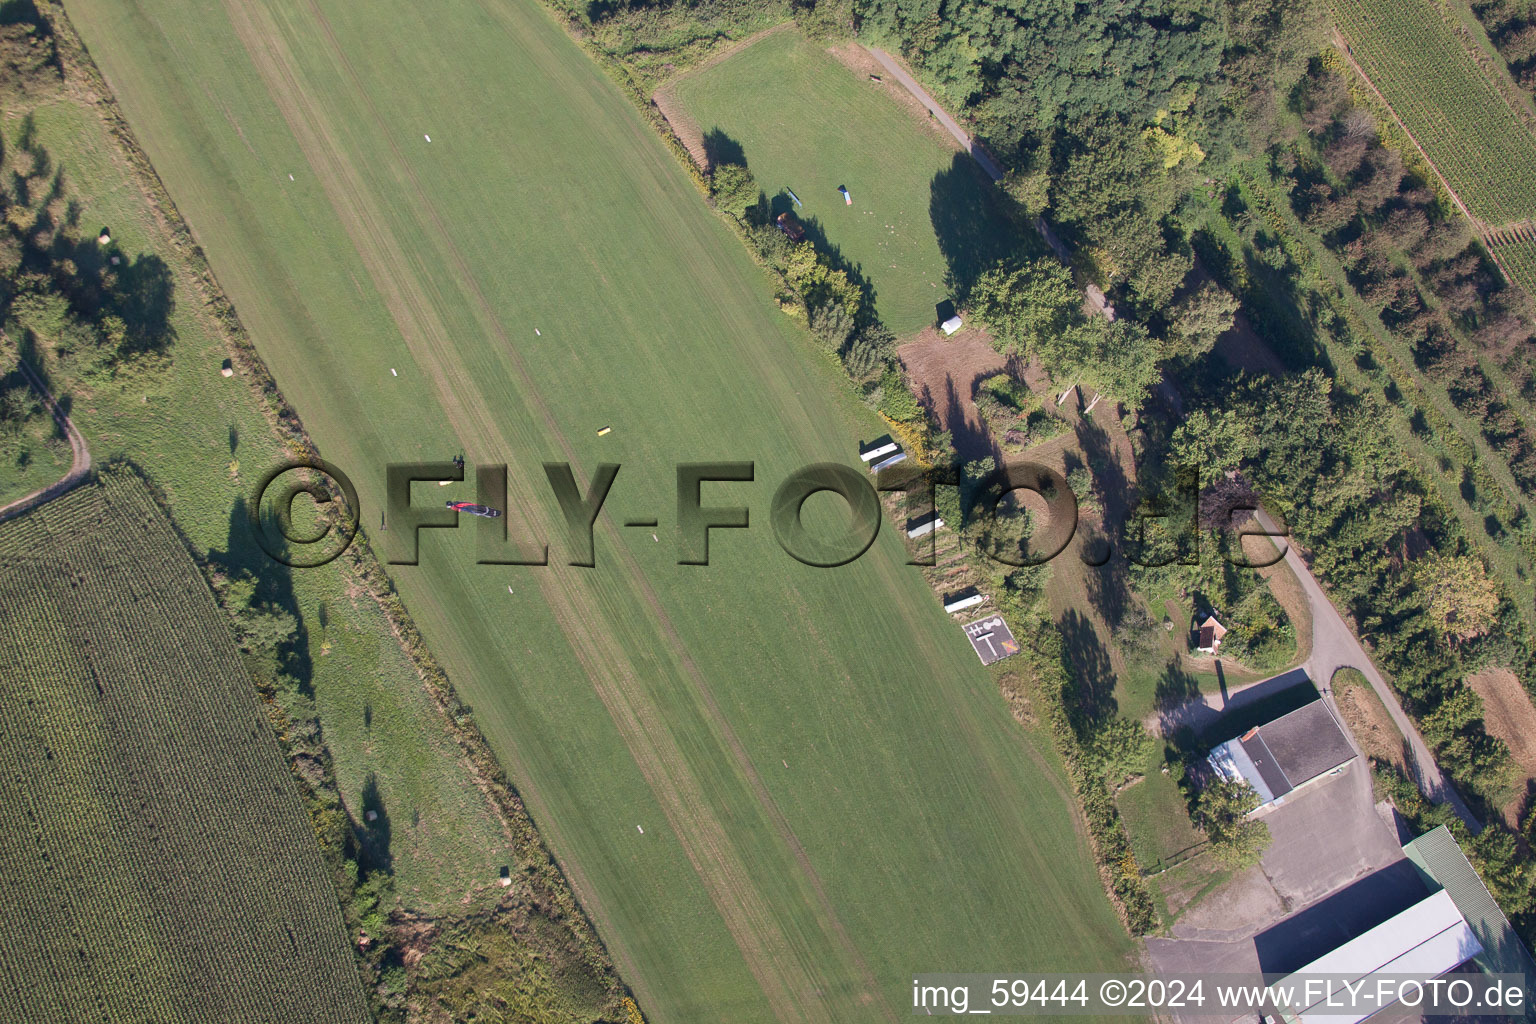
775, 212, 806, 243
1196, 614, 1228, 653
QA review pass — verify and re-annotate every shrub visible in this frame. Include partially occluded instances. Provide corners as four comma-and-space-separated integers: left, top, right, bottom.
709, 162, 758, 220
1195, 780, 1271, 869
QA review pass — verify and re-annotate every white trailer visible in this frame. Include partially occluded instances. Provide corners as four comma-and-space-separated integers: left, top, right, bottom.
907, 513, 944, 539
859, 440, 900, 462
943, 593, 986, 614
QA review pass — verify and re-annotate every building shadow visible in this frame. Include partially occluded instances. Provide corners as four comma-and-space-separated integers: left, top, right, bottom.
1158, 670, 1318, 747
1252, 860, 1429, 973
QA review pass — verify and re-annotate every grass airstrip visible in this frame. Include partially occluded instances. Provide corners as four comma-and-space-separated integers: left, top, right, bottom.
62, 0, 1134, 1019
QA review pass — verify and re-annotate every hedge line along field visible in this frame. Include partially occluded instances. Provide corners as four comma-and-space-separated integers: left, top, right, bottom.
1332, 0, 1536, 230
0, 470, 371, 1024
61, 0, 1133, 1020
666, 28, 1018, 332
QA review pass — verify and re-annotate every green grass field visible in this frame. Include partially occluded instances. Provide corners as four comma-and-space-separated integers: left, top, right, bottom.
61, 0, 1133, 1019
1115, 769, 1204, 873
0, 471, 371, 1024
4, 90, 514, 918
668, 28, 1020, 332
1333, 0, 1536, 229
0, 390, 71, 509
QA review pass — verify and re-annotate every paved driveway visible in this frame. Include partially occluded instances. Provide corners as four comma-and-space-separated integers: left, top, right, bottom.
1255, 509, 1479, 831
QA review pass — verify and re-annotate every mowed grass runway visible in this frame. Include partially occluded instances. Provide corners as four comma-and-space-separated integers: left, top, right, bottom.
668, 29, 1016, 332
63, 1, 1133, 1019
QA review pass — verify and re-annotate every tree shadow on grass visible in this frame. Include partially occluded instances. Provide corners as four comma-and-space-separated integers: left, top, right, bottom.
929, 153, 1033, 300
940, 372, 998, 464
701, 126, 745, 171
209, 495, 315, 698
1059, 607, 1118, 736
358, 771, 393, 875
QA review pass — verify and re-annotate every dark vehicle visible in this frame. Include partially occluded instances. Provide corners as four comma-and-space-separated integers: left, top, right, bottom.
447, 500, 502, 518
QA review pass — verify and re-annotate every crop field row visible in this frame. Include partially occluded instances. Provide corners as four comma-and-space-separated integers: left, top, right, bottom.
1333, 0, 1536, 229
0, 471, 370, 1024
1494, 237, 1536, 296
59, 0, 1132, 1018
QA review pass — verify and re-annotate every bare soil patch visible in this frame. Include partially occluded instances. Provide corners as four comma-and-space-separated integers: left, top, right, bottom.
897, 327, 1008, 461
1334, 674, 1408, 772
652, 88, 706, 168
1467, 668, 1536, 823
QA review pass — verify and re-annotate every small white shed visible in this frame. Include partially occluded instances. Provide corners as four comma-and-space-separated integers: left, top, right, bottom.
940, 315, 963, 335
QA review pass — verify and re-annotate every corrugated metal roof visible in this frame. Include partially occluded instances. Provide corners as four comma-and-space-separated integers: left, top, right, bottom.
1210, 739, 1276, 804
1403, 825, 1536, 1018
1281, 890, 1481, 1024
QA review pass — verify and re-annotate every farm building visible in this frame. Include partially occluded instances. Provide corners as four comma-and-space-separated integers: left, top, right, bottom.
906, 511, 943, 539
1267, 888, 1482, 1024
1196, 613, 1227, 653
775, 212, 806, 242
1403, 825, 1536, 1010
1206, 698, 1356, 814
940, 314, 963, 335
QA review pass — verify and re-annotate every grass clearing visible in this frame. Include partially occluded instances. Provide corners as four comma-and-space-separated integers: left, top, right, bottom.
59, 0, 1136, 1018
665, 28, 1020, 331
0, 471, 371, 1024
1115, 767, 1204, 874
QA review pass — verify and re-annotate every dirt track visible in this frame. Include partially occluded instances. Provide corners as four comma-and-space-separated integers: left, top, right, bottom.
0, 355, 93, 525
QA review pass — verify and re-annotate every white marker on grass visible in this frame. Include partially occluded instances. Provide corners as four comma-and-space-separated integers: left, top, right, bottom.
289, 174, 295, 181
636, 825, 644, 834
534, 328, 541, 336
391, 368, 397, 376
424, 134, 431, 142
